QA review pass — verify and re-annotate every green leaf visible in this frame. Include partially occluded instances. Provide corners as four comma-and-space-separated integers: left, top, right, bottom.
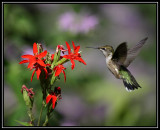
15, 120, 32, 126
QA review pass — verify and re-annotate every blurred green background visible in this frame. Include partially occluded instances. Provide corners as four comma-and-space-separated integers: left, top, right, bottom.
3, 3, 157, 126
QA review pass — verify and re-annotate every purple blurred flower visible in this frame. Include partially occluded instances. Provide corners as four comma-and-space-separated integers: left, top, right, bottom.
56, 93, 107, 126
100, 4, 142, 28
59, 12, 74, 31
58, 12, 99, 34
22, 46, 33, 56
22, 44, 55, 56
56, 94, 86, 120
60, 121, 78, 126
4, 43, 20, 61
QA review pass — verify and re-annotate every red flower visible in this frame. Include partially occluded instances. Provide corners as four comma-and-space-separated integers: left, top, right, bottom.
19, 43, 48, 81
51, 45, 67, 60
46, 87, 62, 109
63, 41, 87, 70
54, 65, 66, 82
19, 43, 47, 69
31, 64, 48, 82
46, 94, 57, 109
56, 45, 68, 54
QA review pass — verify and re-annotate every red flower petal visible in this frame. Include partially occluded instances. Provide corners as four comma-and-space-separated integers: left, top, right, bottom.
46, 63, 51, 66
46, 94, 52, 104
51, 54, 54, 60
19, 60, 29, 64
36, 67, 41, 80
21, 55, 34, 59
76, 57, 87, 65
33, 43, 38, 55
74, 46, 80, 54
70, 59, 75, 70
72, 41, 76, 50
27, 59, 36, 69
63, 55, 70, 59
51, 95, 57, 109
55, 67, 62, 77
72, 41, 80, 53
31, 70, 36, 82
37, 60, 46, 67
38, 50, 47, 58
66, 42, 71, 54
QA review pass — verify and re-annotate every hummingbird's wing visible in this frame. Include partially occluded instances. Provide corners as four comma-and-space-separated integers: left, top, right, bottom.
123, 37, 148, 67
112, 42, 128, 65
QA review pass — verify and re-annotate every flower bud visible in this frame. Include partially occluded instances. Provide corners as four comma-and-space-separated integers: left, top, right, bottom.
45, 52, 52, 65
21, 85, 35, 109
38, 43, 43, 54
54, 87, 62, 99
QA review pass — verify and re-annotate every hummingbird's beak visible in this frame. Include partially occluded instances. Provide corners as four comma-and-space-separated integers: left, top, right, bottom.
86, 46, 99, 49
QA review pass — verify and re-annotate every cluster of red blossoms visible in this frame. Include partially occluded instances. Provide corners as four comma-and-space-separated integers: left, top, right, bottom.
19, 41, 86, 109
46, 86, 62, 109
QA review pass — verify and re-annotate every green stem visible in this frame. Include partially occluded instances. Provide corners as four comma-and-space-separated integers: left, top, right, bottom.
54, 58, 69, 66
37, 104, 44, 126
43, 102, 53, 126
43, 113, 49, 126
50, 71, 56, 85
51, 51, 61, 69
27, 108, 34, 126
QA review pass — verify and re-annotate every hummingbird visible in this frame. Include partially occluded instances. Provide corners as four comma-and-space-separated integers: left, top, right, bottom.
87, 37, 148, 92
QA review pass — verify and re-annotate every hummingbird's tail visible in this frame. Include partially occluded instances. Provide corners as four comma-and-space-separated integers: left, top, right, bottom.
120, 66, 141, 92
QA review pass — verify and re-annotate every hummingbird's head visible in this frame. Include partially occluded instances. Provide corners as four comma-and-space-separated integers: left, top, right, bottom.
98, 45, 114, 57
86, 45, 114, 57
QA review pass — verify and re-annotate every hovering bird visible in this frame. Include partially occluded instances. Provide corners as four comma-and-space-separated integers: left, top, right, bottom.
87, 37, 148, 92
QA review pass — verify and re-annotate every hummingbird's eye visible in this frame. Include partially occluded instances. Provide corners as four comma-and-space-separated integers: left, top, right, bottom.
102, 48, 106, 50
